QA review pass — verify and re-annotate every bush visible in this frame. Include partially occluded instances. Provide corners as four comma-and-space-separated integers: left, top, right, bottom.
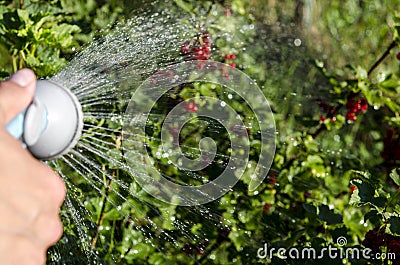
1, 0, 400, 264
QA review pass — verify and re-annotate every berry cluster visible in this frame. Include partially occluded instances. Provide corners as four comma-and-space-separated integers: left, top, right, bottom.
180, 33, 212, 61
363, 227, 400, 264
317, 97, 368, 123
345, 97, 368, 122
219, 53, 237, 78
316, 99, 336, 122
319, 115, 337, 122
224, 53, 236, 69
184, 101, 198, 112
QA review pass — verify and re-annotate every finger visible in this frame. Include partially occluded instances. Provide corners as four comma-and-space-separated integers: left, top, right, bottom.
41, 164, 66, 208
32, 161, 66, 209
33, 213, 63, 248
0, 69, 36, 125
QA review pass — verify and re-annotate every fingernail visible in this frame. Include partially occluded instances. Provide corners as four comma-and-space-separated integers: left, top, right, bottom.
9, 69, 35, 87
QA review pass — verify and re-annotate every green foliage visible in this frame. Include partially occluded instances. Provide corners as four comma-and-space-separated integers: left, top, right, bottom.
2, 0, 400, 264
0, 0, 81, 76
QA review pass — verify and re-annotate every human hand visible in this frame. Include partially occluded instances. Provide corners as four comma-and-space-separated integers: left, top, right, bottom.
0, 69, 66, 265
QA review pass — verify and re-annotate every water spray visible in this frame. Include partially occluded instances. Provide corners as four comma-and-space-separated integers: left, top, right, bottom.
6, 80, 83, 160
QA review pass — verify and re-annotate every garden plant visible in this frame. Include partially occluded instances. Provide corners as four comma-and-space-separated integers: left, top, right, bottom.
1, 0, 400, 264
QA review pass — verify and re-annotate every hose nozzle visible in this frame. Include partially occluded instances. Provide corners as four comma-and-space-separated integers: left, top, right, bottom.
6, 80, 83, 160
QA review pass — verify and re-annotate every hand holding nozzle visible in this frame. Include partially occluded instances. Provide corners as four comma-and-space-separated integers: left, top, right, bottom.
0, 69, 66, 265
6, 77, 83, 160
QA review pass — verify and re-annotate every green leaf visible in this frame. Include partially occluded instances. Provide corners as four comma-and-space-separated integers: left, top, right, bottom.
318, 204, 343, 225
229, 228, 245, 251
148, 252, 167, 265
350, 178, 386, 208
174, 0, 194, 14
389, 216, 400, 235
390, 169, 400, 187
17, 9, 31, 24
303, 203, 317, 214
364, 210, 381, 227
378, 75, 400, 94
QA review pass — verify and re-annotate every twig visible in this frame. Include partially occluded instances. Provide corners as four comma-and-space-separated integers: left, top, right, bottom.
367, 40, 397, 77
91, 135, 121, 249
91, 173, 114, 249
18, 51, 24, 70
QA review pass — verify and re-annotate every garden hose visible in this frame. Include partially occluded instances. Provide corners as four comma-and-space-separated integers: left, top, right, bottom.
5, 80, 83, 160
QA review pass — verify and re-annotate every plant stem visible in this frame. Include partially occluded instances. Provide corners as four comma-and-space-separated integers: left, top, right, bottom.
18, 51, 24, 69
12, 56, 17, 73
91, 136, 121, 249
367, 40, 397, 77
91, 175, 114, 249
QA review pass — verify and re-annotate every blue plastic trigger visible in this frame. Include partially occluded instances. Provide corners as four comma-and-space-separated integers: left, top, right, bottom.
5, 110, 26, 140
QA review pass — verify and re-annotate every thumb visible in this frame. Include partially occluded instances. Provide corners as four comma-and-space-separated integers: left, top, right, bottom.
0, 69, 36, 126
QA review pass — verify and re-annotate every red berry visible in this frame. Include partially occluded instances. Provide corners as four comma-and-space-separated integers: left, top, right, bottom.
229, 63, 236, 68
263, 203, 272, 212
350, 185, 357, 192
397, 52, 400, 61
269, 174, 276, 185
361, 99, 368, 111
203, 46, 211, 54
320, 115, 326, 122
224, 54, 235, 60
346, 112, 357, 122
361, 105, 368, 112
202, 33, 211, 43
194, 47, 203, 56
181, 42, 190, 54
351, 107, 361, 115
185, 102, 198, 112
